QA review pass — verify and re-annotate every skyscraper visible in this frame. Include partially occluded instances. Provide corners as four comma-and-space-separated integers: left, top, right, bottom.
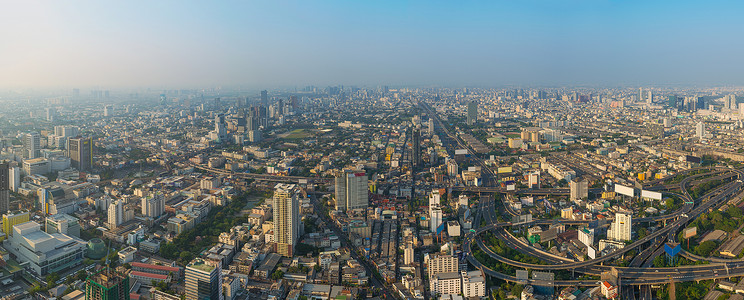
0, 163, 8, 214
334, 171, 368, 211
104, 105, 113, 117
23, 132, 40, 159
86, 267, 130, 300
467, 101, 477, 125
260, 90, 268, 104
273, 183, 300, 257
185, 258, 223, 300
696, 122, 705, 140
68, 137, 93, 172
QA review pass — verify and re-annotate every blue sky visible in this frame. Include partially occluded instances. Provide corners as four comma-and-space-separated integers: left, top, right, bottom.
1, 1, 743, 88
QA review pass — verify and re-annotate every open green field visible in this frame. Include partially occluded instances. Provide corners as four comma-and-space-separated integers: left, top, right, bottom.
283, 129, 314, 139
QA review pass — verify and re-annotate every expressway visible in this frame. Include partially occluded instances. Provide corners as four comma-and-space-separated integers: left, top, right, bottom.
189, 162, 335, 184
465, 166, 744, 286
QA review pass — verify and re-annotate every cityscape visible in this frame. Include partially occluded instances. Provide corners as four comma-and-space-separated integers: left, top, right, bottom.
2, 1, 744, 300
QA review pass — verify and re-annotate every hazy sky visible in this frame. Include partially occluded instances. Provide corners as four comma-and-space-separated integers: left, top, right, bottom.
1, 1, 743, 88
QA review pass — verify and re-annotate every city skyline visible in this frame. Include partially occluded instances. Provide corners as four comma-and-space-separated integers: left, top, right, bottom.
2, 1, 744, 89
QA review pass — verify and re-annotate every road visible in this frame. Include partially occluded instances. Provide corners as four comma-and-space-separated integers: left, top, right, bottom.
310, 195, 396, 300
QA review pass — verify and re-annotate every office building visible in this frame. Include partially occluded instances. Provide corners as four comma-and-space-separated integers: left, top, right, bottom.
24, 132, 41, 159
86, 267, 130, 300
68, 137, 93, 172
185, 258, 223, 300
108, 201, 124, 229
608, 213, 632, 242
141, 193, 165, 218
5, 221, 86, 275
0, 163, 8, 214
466, 101, 477, 125
273, 183, 300, 257
46, 213, 81, 237
2, 211, 30, 237
569, 179, 588, 201
696, 122, 705, 140
334, 171, 368, 211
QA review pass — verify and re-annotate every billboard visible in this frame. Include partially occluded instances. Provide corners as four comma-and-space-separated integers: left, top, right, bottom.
455, 149, 468, 155
684, 227, 697, 239
498, 167, 513, 174
587, 246, 597, 259
507, 184, 516, 191
641, 190, 662, 200
685, 155, 702, 164
614, 184, 635, 197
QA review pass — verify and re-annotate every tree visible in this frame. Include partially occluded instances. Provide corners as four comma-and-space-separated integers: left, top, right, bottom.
695, 240, 718, 257
271, 270, 284, 280
46, 272, 60, 285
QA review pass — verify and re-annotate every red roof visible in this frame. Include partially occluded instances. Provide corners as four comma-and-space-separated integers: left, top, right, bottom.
130, 262, 179, 272
130, 271, 169, 280
130, 294, 141, 300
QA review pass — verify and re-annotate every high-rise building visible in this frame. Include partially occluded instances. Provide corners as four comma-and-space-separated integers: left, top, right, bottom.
0, 163, 8, 214
68, 137, 93, 172
608, 213, 632, 242
427, 254, 458, 279
334, 171, 368, 211
104, 105, 113, 117
579, 227, 594, 247
2, 211, 29, 237
528, 171, 540, 189
569, 179, 588, 201
696, 122, 705, 140
404, 242, 414, 265
430, 205, 443, 233
8, 165, 19, 193
273, 183, 300, 257
667, 95, 678, 108
466, 101, 478, 125
46, 107, 56, 122
260, 90, 268, 104
141, 193, 165, 218
86, 267, 130, 300
108, 201, 124, 229
24, 132, 40, 159
185, 258, 223, 300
